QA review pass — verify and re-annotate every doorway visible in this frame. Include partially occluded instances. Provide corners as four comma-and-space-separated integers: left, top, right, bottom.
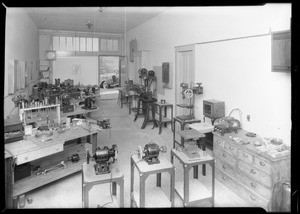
175, 45, 195, 116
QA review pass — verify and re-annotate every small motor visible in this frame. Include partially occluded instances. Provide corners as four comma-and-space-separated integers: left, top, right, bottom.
87, 144, 118, 175
98, 118, 111, 129
137, 141, 167, 165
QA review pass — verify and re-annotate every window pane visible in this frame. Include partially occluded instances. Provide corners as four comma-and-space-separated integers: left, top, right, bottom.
74, 37, 80, 51
66, 37, 73, 51
92, 38, 99, 51
53, 36, 59, 50
100, 39, 107, 51
107, 39, 112, 51
86, 38, 92, 51
112, 39, 118, 51
59, 37, 66, 51
80, 37, 86, 51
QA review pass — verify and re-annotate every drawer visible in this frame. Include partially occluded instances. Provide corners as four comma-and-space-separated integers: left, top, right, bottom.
234, 178, 269, 211
238, 160, 272, 188
214, 146, 237, 166
214, 136, 225, 147
253, 156, 271, 175
235, 168, 272, 200
215, 157, 237, 178
237, 149, 253, 164
224, 141, 238, 156
16, 143, 64, 165
216, 168, 269, 211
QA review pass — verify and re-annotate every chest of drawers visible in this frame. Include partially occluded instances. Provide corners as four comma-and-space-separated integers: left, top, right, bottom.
213, 130, 290, 211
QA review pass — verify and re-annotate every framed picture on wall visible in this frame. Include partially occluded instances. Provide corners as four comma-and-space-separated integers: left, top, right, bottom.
72, 64, 81, 75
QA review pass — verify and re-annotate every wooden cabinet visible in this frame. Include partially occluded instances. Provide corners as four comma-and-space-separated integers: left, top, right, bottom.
213, 130, 290, 211
272, 30, 291, 72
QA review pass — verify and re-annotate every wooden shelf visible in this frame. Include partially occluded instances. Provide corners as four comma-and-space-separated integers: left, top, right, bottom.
13, 157, 84, 198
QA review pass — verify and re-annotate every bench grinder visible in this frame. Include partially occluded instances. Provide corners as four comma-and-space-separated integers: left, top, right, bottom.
137, 142, 167, 165
86, 145, 118, 175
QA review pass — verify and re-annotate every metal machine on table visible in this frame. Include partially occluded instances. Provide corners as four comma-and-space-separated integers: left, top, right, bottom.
137, 141, 167, 165
214, 116, 241, 136
61, 93, 74, 113
176, 82, 203, 121
86, 145, 118, 175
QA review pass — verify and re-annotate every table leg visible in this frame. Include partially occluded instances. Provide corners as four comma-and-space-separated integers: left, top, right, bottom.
183, 165, 190, 207
212, 160, 215, 207
112, 181, 117, 196
130, 157, 134, 207
156, 173, 161, 187
5, 157, 13, 208
173, 120, 176, 149
193, 165, 198, 179
180, 122, 185, 145
201, 138, 206, 176
164, 106, 167, 127
140, 174, 146, 207
159, 106, 162, 134
170, 168, 175, 207
141, 103, 149, 129
128, 95, 131, 115
120, 177, 124, 207
120, 91, 123, 108
134, 99, 140, 122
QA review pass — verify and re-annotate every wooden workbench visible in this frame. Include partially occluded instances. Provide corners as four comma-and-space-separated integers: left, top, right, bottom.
4, 125, 100, 208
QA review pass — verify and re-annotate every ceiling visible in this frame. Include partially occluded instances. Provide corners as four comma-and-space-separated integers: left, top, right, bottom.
25, 7, 171, 34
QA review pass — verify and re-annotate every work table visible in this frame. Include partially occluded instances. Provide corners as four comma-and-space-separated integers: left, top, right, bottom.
4, 125, 101, 208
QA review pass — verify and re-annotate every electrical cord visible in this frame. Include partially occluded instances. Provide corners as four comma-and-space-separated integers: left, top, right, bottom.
97, 167, 113, 208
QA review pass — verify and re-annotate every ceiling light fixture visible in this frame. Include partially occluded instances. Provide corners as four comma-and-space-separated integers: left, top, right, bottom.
98, 7, 103, 13
86, 21, 94, 31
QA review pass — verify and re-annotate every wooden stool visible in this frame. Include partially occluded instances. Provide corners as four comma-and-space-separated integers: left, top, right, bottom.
153, 101, 173, 134
171, 148, 215, 207
118, 89, 129, 108
82, 162, 124, 208
130, 154, 175, 207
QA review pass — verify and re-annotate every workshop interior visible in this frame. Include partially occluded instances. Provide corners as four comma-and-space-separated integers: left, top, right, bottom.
3, 4, 292, 211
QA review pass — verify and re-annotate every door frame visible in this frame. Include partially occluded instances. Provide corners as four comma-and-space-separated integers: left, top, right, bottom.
175, 44, 195, 116
98, 55, 125, 87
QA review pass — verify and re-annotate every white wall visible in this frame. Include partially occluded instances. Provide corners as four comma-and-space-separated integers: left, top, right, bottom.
4, 8, 39, 118
53, 56, 98, 86
125, 4, 291, 144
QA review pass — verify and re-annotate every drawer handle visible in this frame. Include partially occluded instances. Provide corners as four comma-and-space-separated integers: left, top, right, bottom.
250, 169, 256, 174
223, 153, 227, 157
222, 165, 227, 169
250, 195, 256, 201
251, 182, 257, 188
229, 146, 234, 150
259, 161, 265, 166
243, 153, 248, 158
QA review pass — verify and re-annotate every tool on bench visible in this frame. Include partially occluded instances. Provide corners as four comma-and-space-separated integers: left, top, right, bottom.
68, 153, 80, 163
36, 161, 66, 176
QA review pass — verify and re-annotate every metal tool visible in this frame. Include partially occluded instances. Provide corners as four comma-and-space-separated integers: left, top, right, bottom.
37, 161, 66, 176
137, 141, 167, 165
86, 145, 118, 175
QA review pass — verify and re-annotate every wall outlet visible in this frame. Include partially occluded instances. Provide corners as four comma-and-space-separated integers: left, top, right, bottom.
247, 115, 250, 122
